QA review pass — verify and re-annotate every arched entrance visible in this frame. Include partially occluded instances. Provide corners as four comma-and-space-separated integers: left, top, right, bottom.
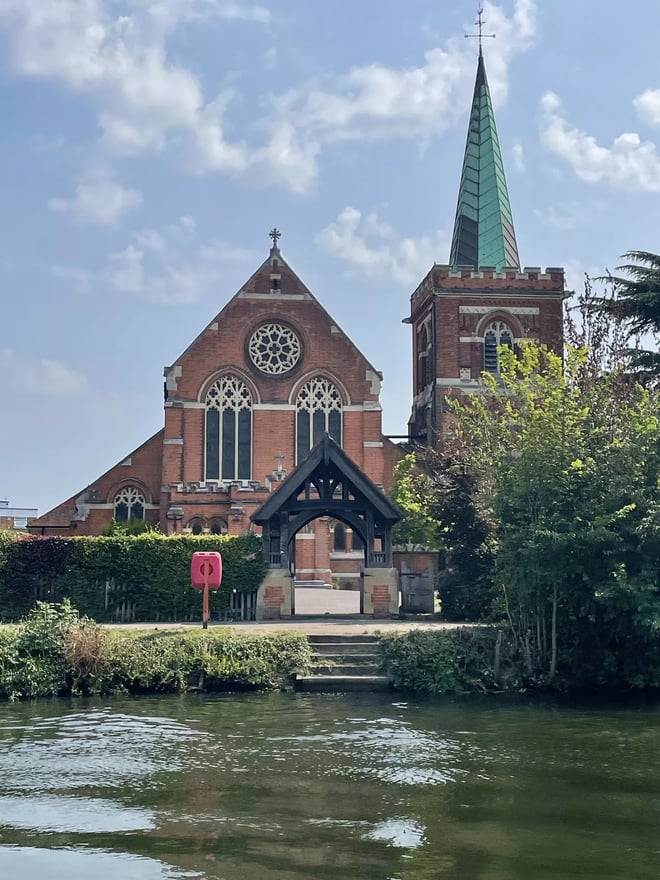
251, 435, 403, 619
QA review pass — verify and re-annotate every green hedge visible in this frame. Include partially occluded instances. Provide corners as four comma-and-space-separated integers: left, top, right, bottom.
0, 601, 311, 699
0, 532, 266, 622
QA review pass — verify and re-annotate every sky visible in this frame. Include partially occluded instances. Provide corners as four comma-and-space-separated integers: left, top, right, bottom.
3, 0, 660, 515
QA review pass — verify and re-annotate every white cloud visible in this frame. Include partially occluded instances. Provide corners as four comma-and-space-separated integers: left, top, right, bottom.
317, 206, 449, 286
512, 138, 525, 172
0, 0, 537, 194
48, 173, 142, 225
264, 46, 278, 69
540, 91, 660, 191
266, 0, 536, 145
634, 88, 660, 126
0, 348, 88, 396
52, 216, 259, 304
533, 199, 606, 231
0, 0, 268, 160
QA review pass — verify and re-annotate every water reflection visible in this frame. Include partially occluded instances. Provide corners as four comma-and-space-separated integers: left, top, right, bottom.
0, 693, 659, 880
0, 847, 201, 880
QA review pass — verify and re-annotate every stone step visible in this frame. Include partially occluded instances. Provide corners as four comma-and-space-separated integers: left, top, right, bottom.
296, 674, 390, 693
310, 642, 380, 656
307, 634, 379, 644
313, 663, 381, 676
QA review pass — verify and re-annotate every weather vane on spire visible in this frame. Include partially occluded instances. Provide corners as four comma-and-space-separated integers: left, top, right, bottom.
269, 227, 281, 248
464, 7, 495, 53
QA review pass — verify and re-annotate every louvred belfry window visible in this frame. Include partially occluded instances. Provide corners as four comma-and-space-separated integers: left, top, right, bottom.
484, 321, 513, 375
205, 376, 252, 480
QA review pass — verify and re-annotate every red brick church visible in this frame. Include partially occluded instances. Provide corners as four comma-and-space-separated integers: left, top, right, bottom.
31, 48, 566, 611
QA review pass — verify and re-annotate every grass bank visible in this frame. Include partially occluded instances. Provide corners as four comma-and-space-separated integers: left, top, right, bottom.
0, 601, 312, 700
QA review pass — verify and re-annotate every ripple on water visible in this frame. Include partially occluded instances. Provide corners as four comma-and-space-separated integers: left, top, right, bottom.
0, 795, 155, 833
308, 817, 427, 849
0, 710, 213, 793
267, 717, 486, 786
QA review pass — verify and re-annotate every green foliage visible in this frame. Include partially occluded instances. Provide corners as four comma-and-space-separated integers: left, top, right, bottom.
0, 533, 266, 623
592, 251, 660, 382
0, 601, 312, 700
101, 518, 158, 536
390, 450, 496, 621
381, 628, 504, 694
390, 454, 440, 548
448, 341, 660, 690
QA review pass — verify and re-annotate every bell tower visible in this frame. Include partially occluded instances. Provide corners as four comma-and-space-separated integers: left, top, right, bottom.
407, 42, 565, 446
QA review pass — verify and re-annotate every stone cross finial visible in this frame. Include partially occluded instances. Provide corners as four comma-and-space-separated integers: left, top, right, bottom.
464, 7, 495, 52
269, 228, 281, 247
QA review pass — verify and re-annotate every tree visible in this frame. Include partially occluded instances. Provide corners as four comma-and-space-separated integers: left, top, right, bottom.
594, 250, 660, 381
390, 449, 496, 620
448, 342, 660, 688
390, 453, 440, 548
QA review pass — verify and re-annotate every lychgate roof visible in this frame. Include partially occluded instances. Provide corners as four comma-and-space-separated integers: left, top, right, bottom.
251, 434, 402, 526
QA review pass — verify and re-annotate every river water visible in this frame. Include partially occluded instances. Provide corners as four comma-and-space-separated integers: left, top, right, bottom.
0, 692, 659, 879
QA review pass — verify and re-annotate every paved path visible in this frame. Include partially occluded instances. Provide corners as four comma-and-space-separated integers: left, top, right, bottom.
102, 618, 474, 636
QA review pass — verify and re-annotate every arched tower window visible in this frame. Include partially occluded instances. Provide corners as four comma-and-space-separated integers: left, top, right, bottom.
333, 523, 346, 551
296, 376, 342, 462
205, 375, 252, 480
114, 487, 145, 522
416, 323, 431, 392
484, 321, 513, 375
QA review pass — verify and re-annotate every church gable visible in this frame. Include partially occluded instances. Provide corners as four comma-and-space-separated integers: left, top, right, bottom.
159, 233, 394, 505
164, 235, 383, 410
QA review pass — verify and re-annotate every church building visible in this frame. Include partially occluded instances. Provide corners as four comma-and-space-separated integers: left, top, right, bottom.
31, 228, 402, 594
30, 46, 566, 613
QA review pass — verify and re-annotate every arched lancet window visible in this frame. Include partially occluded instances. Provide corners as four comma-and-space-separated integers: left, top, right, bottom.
205, 376, 252, 480
209, 518, 228, 535
351, 530, 364, 553
114, 487, 145, 522
484, 321, 513, 375
417, 323, 430, 392
187, 517, 203, 535
333, 523, 346, 551
296, 376, 342, 462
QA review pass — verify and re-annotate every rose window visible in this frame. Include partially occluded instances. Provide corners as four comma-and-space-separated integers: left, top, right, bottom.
248, 324, 301, 374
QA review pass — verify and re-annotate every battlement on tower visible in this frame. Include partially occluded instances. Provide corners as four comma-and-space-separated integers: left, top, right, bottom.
410, 264, 566, 310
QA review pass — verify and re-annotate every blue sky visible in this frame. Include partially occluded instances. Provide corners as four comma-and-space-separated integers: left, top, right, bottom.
3, 0, 660, 514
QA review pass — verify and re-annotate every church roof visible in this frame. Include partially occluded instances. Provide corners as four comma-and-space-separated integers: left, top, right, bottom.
449, 50, 520, 271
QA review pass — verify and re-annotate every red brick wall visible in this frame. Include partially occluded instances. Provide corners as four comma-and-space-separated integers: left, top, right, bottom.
408, 265, 566, 445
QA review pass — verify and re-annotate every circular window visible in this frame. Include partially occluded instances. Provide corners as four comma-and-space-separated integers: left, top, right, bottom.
248, 323, 301, 375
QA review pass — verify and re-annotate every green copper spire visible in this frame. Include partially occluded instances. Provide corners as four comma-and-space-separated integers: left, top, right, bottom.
449, 50, 520, 270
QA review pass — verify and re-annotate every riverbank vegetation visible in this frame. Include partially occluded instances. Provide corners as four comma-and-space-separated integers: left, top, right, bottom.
391, 272, 660, 692
0, 601, 311, 700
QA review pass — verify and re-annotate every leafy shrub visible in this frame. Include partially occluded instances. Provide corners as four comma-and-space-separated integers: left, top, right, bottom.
381, 628, 504, 694
0, 601, 312, 700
